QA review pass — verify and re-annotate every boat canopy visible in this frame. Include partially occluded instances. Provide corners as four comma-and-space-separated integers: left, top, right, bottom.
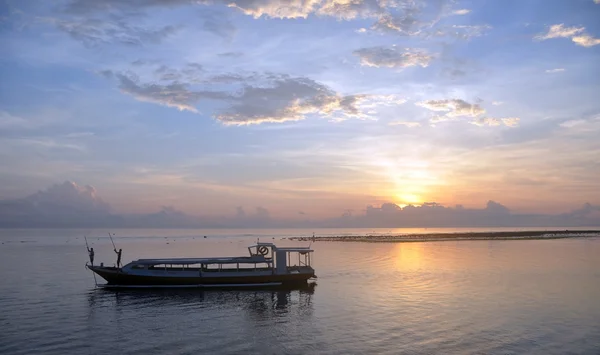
132, 255, 269, 265
247, 242, 314, 253
276, 247, 313, 252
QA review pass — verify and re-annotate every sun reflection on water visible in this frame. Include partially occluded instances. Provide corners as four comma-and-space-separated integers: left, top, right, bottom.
392, 243, 426, 270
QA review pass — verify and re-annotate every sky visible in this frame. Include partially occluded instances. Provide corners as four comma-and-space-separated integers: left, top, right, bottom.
0, 0, 599, 227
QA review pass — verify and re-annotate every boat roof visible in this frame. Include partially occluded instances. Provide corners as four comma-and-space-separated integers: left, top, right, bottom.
248, 243, 314, 253
128, 243, 313, 265
276, 247, 314, 252
132, 255, 269, 265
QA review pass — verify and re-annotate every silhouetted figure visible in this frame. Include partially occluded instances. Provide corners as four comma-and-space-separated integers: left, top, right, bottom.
114, 248, 122, 268
87, 247, 94, 266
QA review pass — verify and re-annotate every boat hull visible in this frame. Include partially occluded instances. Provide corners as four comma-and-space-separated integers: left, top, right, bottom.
87, 265, 315, 288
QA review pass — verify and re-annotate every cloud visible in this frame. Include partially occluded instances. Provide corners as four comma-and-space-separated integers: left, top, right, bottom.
225, 0, 321, 19
498, 117, 520, 127
571, 34, 600, 47
451, 9, 470, 15
545, 68, 565, 73
2, 182, 599, 227
0, 181, 119, 227
388, 121, 421, 127
416, 99, 485, 117
218, 51, 244, 58
65, 0, 378, 20
371, 11, 421, 36
442, 67, 467, 79
471, 117, 520, 127
224, 0, 398, 21
113, 72, 230, 112
63, 0, 485, 41
535, 24, 600, 47
443, 24, 491, 39
215, 78, 372, 125
0, 111, 31, 129
560, 119, 586, 128
105, 69, 405, 124
416, 99, 519, 127
324, 201, 600, 228
27, 181, 110, 213
65, 0, 198, 14
354, 46, 433, 69
50, 17, 178, 47
201, 12, 236, 40
536, 24, 584, 40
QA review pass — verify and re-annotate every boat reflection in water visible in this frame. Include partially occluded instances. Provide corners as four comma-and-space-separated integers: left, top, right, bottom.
83, 282, 317, 354
86, 282, 316, 318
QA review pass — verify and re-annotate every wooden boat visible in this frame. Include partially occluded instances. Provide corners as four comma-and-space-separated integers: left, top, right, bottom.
86, 242, 316, 289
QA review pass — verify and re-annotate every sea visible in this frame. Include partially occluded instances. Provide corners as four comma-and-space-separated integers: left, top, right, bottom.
1, 228, 599, 355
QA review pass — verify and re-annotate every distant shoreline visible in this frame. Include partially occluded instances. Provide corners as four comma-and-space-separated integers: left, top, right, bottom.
288, 230, 600, 243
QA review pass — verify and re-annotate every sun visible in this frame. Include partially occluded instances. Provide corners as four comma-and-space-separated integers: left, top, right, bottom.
396, 193, 423, 206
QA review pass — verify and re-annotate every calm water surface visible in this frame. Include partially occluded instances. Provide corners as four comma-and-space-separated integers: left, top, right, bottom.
1, 229, 599, 355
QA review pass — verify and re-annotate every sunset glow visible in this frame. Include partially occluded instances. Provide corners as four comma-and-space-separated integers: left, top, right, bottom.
1, 0, 599, 227
396, 193, 423, 206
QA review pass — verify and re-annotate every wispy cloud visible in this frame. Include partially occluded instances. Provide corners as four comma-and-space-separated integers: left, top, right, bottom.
560, 119, 585, 128
439, 24, 491, 39
2, 180, 599, 227
46, 16, 178, 47
471, 117, 520, 127
536, 24, 584, 40
451, 9, 471, 15
113, 71, 229, 112
389, 121, 421, 127
571, 34, 600, 47
416, 99, 519, 127
63, 0, 486, 40
103, 68, 406, 124
0, 111, 30, 129
218, 51, 244, 58
545, 68, 565, 73
535, 23, 600, 47
201, 12, 236, 40
417, 99, 485, 118
354, 46, 433, 69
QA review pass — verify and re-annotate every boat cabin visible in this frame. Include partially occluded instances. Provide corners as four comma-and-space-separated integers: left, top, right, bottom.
120, 242, 314, 276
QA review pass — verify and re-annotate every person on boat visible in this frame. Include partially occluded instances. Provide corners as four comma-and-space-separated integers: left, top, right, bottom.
87, 247, 94, 266
114, 248, 122, 267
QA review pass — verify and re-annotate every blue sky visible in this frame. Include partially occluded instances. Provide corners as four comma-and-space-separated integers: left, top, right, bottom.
1, 0, 599, 221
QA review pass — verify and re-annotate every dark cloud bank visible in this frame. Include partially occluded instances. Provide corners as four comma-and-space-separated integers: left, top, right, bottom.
1, 181, 599, 228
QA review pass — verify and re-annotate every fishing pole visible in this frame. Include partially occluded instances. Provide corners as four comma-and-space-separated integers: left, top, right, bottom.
108, 232, 116, 250
109, 232, 123, 269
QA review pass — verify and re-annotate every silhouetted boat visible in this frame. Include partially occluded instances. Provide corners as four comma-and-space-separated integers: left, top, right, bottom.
86, 242, 316, 289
